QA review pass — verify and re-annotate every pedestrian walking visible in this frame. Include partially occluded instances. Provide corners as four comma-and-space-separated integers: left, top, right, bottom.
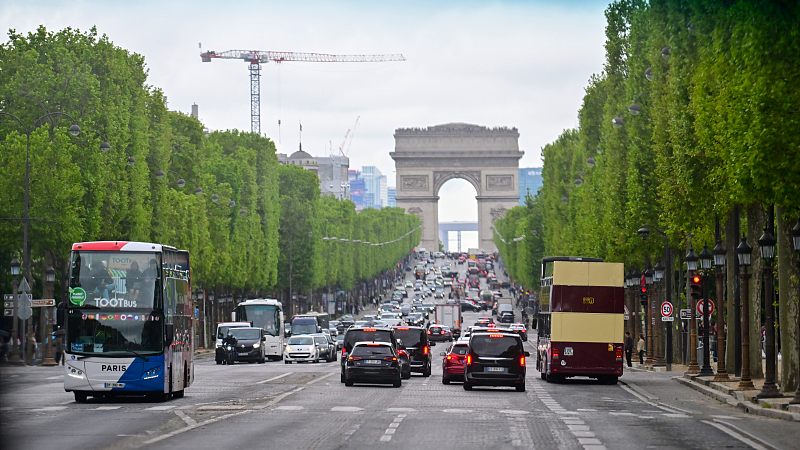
636, 334, 645, 365
624, 331, 633, 367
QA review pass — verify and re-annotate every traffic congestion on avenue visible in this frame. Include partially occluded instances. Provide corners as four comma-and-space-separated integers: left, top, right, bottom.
2, 253, 799, 450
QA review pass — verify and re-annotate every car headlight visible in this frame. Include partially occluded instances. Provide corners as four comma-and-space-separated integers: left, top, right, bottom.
253, 342, 260, 348
285, 347, 293, 352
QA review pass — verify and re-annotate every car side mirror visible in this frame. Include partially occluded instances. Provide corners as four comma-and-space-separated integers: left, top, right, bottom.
317, 326, 322, 333
524, 351, 530, 357
262, 335, 267, 341
430, 341, 436, 346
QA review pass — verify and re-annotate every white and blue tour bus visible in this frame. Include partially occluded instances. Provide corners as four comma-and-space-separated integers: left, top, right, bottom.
64, 241, 194, 402
233, 299, 285, 360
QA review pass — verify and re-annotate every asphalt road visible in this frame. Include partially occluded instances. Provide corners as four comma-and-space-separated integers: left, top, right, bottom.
1, 259, 796, 450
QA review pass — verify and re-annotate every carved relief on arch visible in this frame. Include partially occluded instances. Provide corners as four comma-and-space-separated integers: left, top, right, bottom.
490, 206, 508, 224
433, 170, 481, 194
407, 207, 424, 232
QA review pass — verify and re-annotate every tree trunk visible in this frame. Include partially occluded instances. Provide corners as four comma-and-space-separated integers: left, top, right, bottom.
725, 209, 739, 375
777, 207, 799, 392
747, 204, 764, 379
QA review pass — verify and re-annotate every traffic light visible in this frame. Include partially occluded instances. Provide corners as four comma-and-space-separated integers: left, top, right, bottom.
690, 274, 702, 299
639, 275, 648, 299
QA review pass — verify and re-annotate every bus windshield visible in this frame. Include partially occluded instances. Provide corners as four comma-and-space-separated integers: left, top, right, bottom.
69, 251, 161, 310
235, 304, 281, 336
292, 318, 318, 335
66, 310, 163, 355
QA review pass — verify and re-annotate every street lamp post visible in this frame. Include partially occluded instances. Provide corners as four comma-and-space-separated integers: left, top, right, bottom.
789, 219, 800, 404
698, 245, 715, 376
685, 246, 701, 374
41, 265, 57, 366
7, 258, 22, 365
735, 235, 755, 391
712, 226, 730, 382
756, 210, 781, 398
0, 111, 82, 366
644, 268, 655, 365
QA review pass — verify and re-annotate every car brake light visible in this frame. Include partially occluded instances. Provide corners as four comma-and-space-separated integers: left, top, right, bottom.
552, 348, 559, 359
466, 354, 472, 364
427, 330, 431, 335
342, 347, 347, 355
520, 356, 525, 366
440, 331, 444, 335
397, 327, 409, 330
489, 334, 503, 338
349, 356, 362, 360
364, 329, 377, 332
423, 346, 429, 355
384, 356, 397, 361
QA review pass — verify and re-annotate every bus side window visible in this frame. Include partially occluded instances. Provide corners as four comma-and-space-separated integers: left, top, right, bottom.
166, 278, 176, 316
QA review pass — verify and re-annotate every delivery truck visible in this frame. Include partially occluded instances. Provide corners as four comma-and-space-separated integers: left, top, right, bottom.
435, 304, 462, 339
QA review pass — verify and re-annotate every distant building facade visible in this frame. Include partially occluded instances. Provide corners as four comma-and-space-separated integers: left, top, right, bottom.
518, 167, 542, 205
387, 188, 396, 207
277, 148, 350, 200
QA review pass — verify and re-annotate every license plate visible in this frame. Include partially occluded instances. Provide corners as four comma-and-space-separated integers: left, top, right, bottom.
486, 367, 506, 372
238, 352, 249, 356
564, 347, 573, 356
104, 383, 124, 388
364, 360, 381, 364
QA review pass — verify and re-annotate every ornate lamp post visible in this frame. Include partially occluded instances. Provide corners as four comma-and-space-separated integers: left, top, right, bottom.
698, 245, 715, 376
712, 232, 730, 382
790, 219, 800, 404
644, 268, 655, 365
735, 236, 755, 391
685, 246, 700, 374
7, 257, 23, 365
756, 216, 781, 398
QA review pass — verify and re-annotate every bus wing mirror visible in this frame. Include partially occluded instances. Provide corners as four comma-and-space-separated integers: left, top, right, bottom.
165, 323, 174, 345
262, 335, 267, 341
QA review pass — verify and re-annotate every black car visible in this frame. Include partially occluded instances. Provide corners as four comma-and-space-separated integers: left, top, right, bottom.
340, 326, 399, 383
498, 311, 515, 323
394, 326, 433, 377
463, 331, 528, 392
427, 325, 452, 342
460, 299, 480, 313
217, 327, 266, 364
344, 342, 402, 387
312, 334, 336, 362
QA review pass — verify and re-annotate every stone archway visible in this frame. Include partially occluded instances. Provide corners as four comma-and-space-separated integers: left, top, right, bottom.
390, 123, 523, 253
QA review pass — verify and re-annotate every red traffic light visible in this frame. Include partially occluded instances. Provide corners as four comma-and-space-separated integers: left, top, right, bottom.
691, 275, 701, 284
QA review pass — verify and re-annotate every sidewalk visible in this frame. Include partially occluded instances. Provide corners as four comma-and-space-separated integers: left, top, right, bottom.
629, 360, 800, 421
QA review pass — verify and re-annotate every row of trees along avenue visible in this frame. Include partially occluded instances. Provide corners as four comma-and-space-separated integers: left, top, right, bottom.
0, 26, 420, 348
495, 0, 800, 394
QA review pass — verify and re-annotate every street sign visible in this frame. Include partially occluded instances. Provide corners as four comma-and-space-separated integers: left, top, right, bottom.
18, 276, 31, 293
18, 305, 32, 320
30, 299, 55, 307
4, 309, 13, 316
661, 301, 673, 317
4, 301, 13, 309
4, 294, 14, 301
697, 299, 715, 316
680, 309, 692, 320
6, 293, 31, 301
662, 316, 675, 321
624, 305, 630, 321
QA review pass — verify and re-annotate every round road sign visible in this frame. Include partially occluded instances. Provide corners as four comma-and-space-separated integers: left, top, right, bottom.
661, 302, 673, 317
697, 299, 715, 316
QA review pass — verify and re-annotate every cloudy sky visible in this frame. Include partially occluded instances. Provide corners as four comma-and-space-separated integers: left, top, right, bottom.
2, 0, 610, 249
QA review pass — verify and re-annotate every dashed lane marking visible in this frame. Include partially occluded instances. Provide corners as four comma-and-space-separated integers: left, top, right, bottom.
175, 410, 197, 427
275, 405, 304, 411
94, 406, 121, 410
144, 405, 176, 411
31, 406, 67, 412
331, 406, 363, 412
387, 407, 415, 412
256, 372, 293, 384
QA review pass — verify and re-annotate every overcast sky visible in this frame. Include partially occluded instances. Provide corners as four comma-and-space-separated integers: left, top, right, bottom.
2, 0, 609, 249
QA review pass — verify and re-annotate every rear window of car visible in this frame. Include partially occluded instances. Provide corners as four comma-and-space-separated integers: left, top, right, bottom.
289, 336, 314, 345
451, 345, 468, 355
429, 327, 443, 333
344, 329, 394, 352
469, 334, 522, 357
352, 345, 393, 357
394, 328, 425, 347
314, 336, 328, 345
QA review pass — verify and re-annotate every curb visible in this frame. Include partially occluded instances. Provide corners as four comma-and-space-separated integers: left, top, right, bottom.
676, 376, 800, 422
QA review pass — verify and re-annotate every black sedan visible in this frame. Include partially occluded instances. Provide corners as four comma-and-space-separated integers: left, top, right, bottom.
344, 342, 402, 387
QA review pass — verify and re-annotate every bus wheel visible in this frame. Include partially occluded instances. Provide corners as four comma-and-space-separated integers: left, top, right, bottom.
603, 375, 618, 385
74, 392, 88, 403
173, 389, 185, 399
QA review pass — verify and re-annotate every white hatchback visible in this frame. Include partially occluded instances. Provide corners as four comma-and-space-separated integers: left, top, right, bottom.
284, 335, 320, 363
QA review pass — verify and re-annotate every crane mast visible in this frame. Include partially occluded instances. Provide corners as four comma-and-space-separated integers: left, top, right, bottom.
201, 50, 405, 135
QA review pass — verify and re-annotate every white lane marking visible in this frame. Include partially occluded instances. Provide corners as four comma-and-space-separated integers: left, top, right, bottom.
175, 410, 197, 426
388, 423, 400, 428
397, 413, 407, 418
275, 405, 303, 411
710, 415, 740, 420
94, 406, 121, 410
567, 425, 591, 431
572, 431, 596, 438
500, 409, 530, 415
662, 413, 690, 418
256, 372, 293, 384
31, 406, 67, 412
380, 435, 392, 442
46, 375, 64, 379
306, 372, 335, 385
387, 407, 415, 412
144, 405, 176, 411
609, 412, 636, 416
701, 420, 769, 450
331, 406, 363, 412
442, 409, 474, 413
579, 438, 603, 445
384, 428, 396, 435
143, 386, 304, 445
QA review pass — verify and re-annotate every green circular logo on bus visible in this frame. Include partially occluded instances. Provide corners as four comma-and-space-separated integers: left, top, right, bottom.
70, 287, 87, 306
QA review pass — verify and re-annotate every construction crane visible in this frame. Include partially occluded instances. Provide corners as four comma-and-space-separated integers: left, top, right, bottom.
201, 50, 405, 135
336, 116, 360, 157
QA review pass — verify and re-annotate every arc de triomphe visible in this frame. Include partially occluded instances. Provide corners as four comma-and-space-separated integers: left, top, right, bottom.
390, 123, 523, 254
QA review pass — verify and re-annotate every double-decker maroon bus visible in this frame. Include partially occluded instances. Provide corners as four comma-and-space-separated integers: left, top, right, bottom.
536, 257, 625, 384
